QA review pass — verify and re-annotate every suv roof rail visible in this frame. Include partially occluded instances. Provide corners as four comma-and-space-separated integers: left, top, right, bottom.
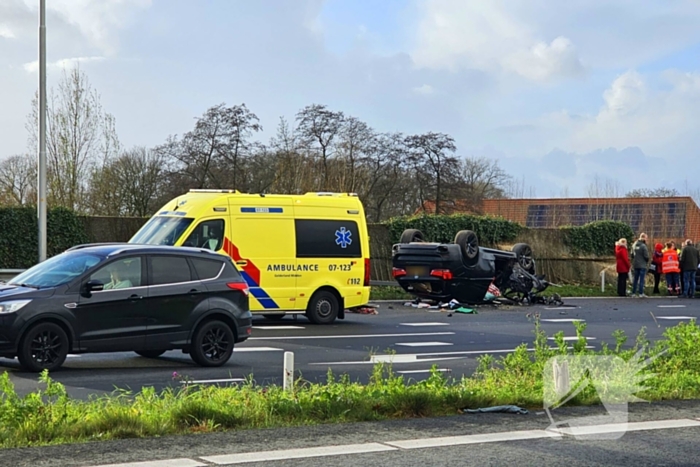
66, 242, 128, 251
189, 189, 240, 194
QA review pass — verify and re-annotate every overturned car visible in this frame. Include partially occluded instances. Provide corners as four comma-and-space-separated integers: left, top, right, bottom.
391, 229, 559, 305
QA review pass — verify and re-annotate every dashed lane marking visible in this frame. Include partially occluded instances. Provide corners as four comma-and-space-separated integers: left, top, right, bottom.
399, 322, 450, 327
540, 319, 585, 323
547, 336, 596, 341
395, 341, 453, 347
656, 316, 696, 320
252, 325, 305, 330
657, 305, 687, 308
249, 332, 455, 341
201, 443, 397, 465
235, 347, 284, 352
81, 459, 207, 467
397, 368, 450, 375
179, 378, 245, 385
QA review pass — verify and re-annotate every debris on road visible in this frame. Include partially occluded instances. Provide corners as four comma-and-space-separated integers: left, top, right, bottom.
462, 405, 529, 415
348, 307, 378, 315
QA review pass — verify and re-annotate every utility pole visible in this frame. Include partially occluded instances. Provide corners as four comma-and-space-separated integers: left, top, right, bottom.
38, 0, 47, 262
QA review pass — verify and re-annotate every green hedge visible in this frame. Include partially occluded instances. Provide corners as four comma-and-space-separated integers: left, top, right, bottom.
385, 214, 522, 246
0, 207, 90, 269
561, 220, 634, 256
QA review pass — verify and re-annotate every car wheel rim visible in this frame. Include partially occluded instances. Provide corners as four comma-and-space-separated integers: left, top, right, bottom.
316, 299, 333, 318
201, 326, 230, 362
30, 330, 63, 367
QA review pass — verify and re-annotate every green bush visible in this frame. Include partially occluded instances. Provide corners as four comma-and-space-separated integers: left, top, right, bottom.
385, 214, 522, 246
0, 207, 90, 269
561, 220, 634, 256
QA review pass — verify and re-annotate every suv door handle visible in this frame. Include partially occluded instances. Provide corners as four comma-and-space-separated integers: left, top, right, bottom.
189, 289, 201, 295
129, 294, 143, 300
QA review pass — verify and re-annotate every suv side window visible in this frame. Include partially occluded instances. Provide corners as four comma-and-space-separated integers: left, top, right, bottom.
182, 219, 225, 251
90, 256, 142, 290
191, 257, 225, 280
150, 255, 193, 285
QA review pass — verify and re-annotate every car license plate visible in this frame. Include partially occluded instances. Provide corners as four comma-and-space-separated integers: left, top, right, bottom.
406, 266, 428, 277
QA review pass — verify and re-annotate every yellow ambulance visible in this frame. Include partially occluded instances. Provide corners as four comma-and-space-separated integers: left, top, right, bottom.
129, 190, 371, 324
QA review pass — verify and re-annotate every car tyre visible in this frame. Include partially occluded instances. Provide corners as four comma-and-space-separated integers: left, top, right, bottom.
136, 350, 167, 359
400, 229, 424, 244
18, 322, 69, 373
512, 243, 535, 273
306, 290, 339, 324
190, 320, 235, 367
455, 230, 479, 265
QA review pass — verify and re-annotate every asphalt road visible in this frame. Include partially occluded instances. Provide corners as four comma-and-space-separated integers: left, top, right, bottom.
1, 296, 699, 398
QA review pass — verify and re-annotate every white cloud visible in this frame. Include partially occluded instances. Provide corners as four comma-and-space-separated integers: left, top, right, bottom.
503, 36, 584, 82
0, 24, 15, 39
23, 56, 106, 73
411, 0, 584, 81
19, 0, 151, 55
413, 84, 435, 95
541, 70, 700, 157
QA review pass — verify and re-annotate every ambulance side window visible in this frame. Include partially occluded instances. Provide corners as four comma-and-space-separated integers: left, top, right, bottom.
295, 220, 361, 258
183, 219, 225, 251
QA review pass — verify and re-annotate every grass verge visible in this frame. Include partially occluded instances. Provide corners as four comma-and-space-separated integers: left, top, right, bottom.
1, 319, 699, 449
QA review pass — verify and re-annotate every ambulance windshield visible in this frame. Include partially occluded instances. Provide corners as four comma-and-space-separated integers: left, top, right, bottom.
129, 216, 194, 246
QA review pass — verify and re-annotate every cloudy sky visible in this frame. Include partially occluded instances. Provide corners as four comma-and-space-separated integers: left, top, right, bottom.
1, 0, 699, 197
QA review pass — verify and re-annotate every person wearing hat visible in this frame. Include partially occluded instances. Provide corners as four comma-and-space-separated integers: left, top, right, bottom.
615, 238, 631, 297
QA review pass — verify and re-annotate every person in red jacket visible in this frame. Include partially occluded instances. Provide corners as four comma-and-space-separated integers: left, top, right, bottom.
615, 238, 631, 297
651, 242, 664, 294
662, 241, 681, 295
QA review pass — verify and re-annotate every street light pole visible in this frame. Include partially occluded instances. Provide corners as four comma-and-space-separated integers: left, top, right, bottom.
38, 0, 47, 262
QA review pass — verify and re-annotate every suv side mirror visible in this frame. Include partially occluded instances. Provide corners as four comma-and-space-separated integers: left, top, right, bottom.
82, 279, 104, 296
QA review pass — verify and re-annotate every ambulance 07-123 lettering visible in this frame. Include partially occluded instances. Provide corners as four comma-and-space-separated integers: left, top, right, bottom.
129, 190, 372, 324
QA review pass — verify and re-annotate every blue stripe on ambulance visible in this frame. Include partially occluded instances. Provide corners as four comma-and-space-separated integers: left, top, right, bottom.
240, 271, 280, 310
240, 207, 284, 213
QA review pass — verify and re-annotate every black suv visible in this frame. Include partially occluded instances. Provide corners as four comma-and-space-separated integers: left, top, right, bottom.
0, 244, 252, 372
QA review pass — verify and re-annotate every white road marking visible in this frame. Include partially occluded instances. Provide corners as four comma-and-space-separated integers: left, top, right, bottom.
201, 443, 397, 465
540, 319, 585, 323
395, 341, 453, 347
67, 354, 81, 358
656, 316, 696, 320
397, 368, 450, 374
544, 307, 579, 310
385, 429, 559, 449
399, 322, 449, 326
549, 418, 700, 437
81, 459, 207, 467
657, 305, 687, 308
252, 326, 305, 330
249, 332, 455, 341
547, 336, 596, 341
235, 347, 283, 352
179, 378, 244, 385
311, 346, 596, 365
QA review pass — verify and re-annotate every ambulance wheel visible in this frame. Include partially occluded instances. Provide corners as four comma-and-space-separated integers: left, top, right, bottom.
306, 290, 339, 325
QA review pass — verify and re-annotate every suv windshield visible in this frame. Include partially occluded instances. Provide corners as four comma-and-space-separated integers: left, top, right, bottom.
9, 251, 103, 288
129, 216, 194, 246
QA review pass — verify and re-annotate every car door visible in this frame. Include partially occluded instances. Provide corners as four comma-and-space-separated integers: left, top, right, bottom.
73, 255, 149, 352
143, 254, 203, 349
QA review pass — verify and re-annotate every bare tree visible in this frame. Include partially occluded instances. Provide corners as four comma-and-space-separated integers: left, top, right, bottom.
0, 154, 36, 205
26, 66, 118, 212
296, 104, 344, 191
626, 187, 680, 198
455, 156, 511, 211
89, 146, 167, 217
336, 116, 373, 192
404, 132, 458, 214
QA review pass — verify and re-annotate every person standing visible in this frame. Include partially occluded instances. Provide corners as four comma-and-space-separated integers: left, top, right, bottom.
631, 233, 649, 297
662, 241, 681, 295
615, 238, 631, 297
680, 239, 699, 298
651, 242, 664, 294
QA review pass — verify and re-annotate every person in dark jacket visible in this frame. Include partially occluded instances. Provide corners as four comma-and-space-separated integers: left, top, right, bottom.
615, 238, 631, 297
651, 242, 663, 294
680, 239, 700, 298
631, 233, 649, 297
